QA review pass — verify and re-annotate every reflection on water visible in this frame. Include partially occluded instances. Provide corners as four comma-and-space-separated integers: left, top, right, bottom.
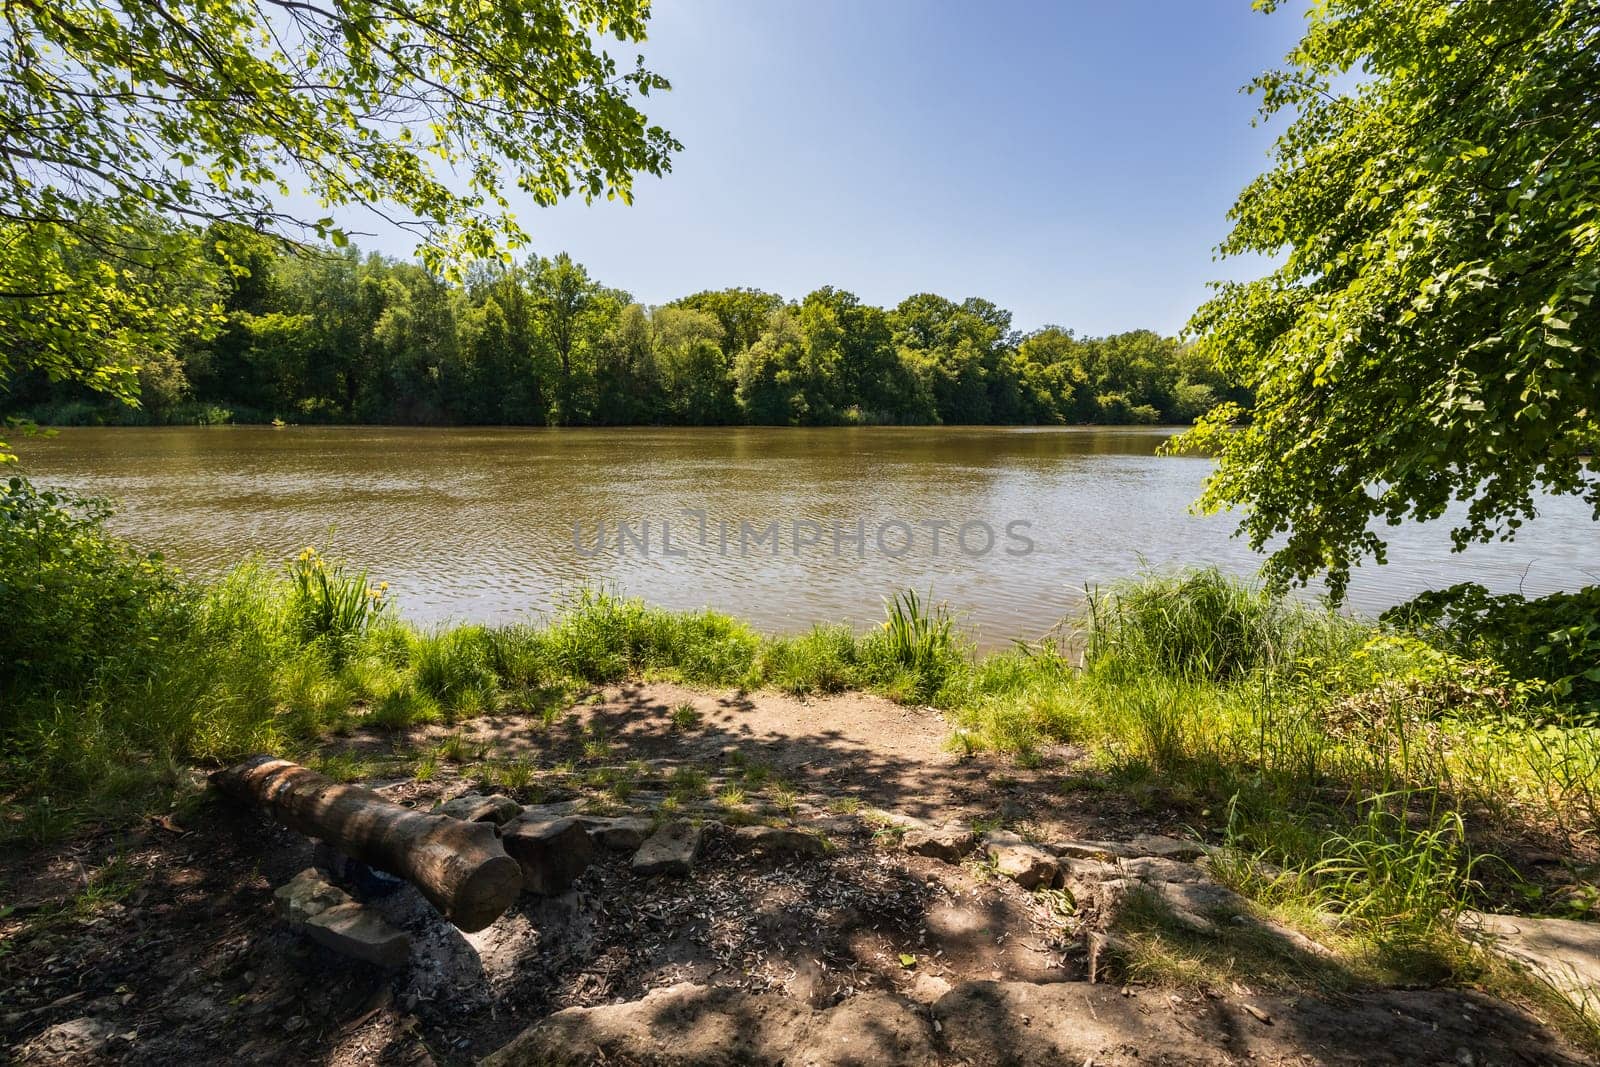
14, 426, 1599, 647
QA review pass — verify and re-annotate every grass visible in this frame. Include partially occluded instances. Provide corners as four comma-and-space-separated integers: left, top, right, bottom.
669, 701, 702, 730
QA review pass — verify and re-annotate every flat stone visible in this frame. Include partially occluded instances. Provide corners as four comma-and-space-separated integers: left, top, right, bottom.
502, 816, 594, 895
438, 793, 523, 824
1126, 833, 1208, 861
21, 1016, 117, 1059
519, 799, 584, 821
902, 823, 974, 862
732, 824, 826, 856
1050, 839, 1135, 860
1051, 834, 1207, 862
1121, 855, 1207, 883
982, 831, 1059, 890
877, 810, 935, 832
304, 902, 411, 969
482, 982, 936, 1066
1148, 879, 1249, 934
480, 979, 1586, 1066
1057, 857, 1121, 897
273, 868, 352, 923
272, 869, 410, 969
632, 821, 703, 877
909, 972, 953, 1003
586, 816, 653, 850
1464, 911, 1600, 1014
928, 981, 1586, 1066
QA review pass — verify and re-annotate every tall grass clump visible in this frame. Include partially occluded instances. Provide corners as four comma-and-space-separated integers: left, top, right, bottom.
539, 587, 760, 686
759, 624, 861, 695
1084, 566, 1358, 683
286, 545, 389, 656
407, 625, 500, 719
860, 589, 965, 702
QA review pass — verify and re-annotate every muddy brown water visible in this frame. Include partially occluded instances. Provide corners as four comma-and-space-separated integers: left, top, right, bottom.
13, 425, 1598, 647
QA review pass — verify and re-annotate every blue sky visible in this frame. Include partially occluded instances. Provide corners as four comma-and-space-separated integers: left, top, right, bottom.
363, 1, 1309, 336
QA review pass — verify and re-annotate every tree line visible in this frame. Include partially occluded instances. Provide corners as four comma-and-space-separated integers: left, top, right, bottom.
3, 228, 1242, 429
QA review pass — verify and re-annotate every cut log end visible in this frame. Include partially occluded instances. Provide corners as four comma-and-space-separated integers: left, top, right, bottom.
452, 854, 525, 932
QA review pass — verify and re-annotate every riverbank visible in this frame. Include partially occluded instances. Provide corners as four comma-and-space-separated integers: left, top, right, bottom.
4, 679, 1599, 1063
4, 479, 1600, 1059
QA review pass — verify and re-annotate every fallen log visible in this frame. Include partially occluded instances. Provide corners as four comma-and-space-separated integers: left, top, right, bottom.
212, 754, 521, 931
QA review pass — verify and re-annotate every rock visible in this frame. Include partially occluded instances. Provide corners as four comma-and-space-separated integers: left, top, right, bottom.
929, 981, 1583, 1066
479, 978, 1586, 1066
811, 815, 860, 837
1121, 855, 1206, 883
271, 869, 410, 969
20, 1016, 117, 1059
481, 982, 936, 1066
438, 793, 523, 825
1126, 833, 1208, 861
274, 867, 352, 923
304, 902, 411, 968
502, 816, 594, 895
982, 831, 1059, 890
1050, 839, 1135, 861
632, 821, 703, 877
909, 972, 953, 1002
519, 799, 584, 821
902, 822, 974, 862
1057, 856, 1121, 897
1051, 835, 1207, 863
1463, 911, 1600, 1015
731, 824, 826, 857
585, 816, 653, 851
877, 810, 935, 832
1148, 879, 1250, 934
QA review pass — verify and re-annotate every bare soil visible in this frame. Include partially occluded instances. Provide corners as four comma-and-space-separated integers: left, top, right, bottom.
1, 682, 1590, 1065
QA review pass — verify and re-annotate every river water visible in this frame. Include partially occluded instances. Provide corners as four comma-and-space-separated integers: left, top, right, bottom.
14, 426, 1598, 646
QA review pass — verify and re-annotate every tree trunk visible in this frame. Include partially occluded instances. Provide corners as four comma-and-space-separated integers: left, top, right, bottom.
212, 754, 522, 932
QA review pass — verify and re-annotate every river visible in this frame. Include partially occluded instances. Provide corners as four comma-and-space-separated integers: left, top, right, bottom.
14, 426, 1598, 646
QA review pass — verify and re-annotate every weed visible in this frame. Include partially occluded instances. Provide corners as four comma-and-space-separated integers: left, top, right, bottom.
435, 733, 475, 764
311, 751, 373, 783
669, 702, 702, 731
669, 765, 709, 799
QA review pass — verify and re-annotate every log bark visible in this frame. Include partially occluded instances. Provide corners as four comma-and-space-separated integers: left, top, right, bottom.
212, 754, 521, 931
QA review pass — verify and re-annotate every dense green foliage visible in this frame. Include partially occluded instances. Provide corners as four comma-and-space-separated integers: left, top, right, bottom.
3, 232, 1235, 427
0, 478, 190, 700
0, 0, 676, 458
1385, 582, 1600, 716
1175, 0, 1600, 598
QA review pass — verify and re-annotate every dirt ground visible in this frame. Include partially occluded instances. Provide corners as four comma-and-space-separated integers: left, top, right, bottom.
361, 680, 1173, 839
1, 683, 1591, 1065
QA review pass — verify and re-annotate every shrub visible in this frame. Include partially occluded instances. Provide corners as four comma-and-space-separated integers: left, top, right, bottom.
760, 625, 860, 695
539, 587, 759, 685
0, 476, 194, 706
1385, 583, 1600, 718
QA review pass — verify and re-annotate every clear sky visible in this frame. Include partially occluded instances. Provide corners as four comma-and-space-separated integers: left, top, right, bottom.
358, 1, 1310, 337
